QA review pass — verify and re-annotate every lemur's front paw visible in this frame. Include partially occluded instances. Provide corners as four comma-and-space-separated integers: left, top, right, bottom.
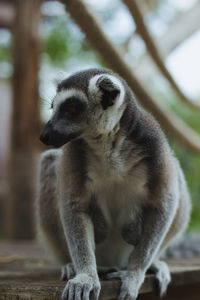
149, 260, 171, 297
106, 270, 144, 300
62, 273, 101, 300
61, 263, 75, 281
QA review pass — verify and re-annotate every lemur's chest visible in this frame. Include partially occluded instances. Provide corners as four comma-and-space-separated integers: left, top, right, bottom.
87, 148, 148, 226
87, 143, 148, 267
87, 136, 148, 186
88, 163, 148, 267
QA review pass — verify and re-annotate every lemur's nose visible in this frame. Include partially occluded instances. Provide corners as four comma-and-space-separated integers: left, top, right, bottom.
40, 130, 50, 145
40, 121, 52, 145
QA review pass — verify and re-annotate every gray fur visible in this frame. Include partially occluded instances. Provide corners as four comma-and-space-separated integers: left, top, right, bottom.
36, 149, 70, 263
37, 68, 191, 300
88, 198, 108, 244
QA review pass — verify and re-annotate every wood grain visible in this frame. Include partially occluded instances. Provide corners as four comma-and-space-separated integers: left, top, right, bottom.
0, 242, 200, 299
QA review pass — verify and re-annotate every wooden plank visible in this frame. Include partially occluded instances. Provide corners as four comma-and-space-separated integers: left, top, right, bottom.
1, 273, 200, 300
138, 283, 200, 300
0, 242, 200, 299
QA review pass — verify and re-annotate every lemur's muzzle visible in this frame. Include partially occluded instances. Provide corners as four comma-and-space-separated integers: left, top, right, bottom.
40, 121, 52, 145
40, 120, 81, 148
40, 120, 65, 147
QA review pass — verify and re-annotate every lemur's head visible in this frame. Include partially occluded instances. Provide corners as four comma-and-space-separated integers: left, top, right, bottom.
40, 68, 127, 147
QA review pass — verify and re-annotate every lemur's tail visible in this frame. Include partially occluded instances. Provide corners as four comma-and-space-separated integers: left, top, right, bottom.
163, 233, 200, 258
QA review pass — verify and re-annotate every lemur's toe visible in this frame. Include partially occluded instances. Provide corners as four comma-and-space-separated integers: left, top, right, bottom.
150, 260, 171, 297
61, 263, 75, 281
97, 266, 119, 278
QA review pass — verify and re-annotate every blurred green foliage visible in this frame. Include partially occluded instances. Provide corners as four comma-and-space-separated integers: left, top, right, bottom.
168, 101, 200, 231
172, 141, 200, 232
0, 42, 11, 63
0, 30, 12, 78
41, 16, 104, 67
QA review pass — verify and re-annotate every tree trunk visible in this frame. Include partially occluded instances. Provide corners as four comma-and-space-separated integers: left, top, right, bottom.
6, 0, 42, 239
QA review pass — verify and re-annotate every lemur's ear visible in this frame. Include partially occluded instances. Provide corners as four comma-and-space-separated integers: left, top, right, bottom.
97, 76, 120, 110
53, 71, 69, 89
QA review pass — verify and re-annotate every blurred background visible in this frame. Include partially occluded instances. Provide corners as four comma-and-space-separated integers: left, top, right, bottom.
0, 0, 200, 240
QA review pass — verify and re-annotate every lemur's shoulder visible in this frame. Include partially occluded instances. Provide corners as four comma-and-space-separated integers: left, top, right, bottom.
121, 99, 169, 156
120, 101, 173, 191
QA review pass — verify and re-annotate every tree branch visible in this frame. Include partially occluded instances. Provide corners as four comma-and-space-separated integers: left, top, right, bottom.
159, 1, 200, 57
122, 0, 200, 110
134, 1, 200, 82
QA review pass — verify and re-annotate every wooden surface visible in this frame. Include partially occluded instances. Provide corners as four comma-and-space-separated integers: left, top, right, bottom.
0, 241, 200, 299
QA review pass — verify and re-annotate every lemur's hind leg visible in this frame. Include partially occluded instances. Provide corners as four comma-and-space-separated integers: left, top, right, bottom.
148, 167, 191, 297
36, 149, 70, 264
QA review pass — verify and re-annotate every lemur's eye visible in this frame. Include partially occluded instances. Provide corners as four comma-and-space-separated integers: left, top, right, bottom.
59, 97, 86, 118
66, 106, 78, 114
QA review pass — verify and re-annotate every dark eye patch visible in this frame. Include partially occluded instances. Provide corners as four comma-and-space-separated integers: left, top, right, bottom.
58, 97, 86, 118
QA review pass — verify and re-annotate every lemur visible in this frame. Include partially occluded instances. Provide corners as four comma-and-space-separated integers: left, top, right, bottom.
37, 68, 191, 300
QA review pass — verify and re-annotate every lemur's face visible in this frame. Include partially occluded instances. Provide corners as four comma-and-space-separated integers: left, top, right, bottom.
40, 69, 125, 147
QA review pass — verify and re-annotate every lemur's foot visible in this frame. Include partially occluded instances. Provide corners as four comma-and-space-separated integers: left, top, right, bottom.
149, 260, 171, 297
61, 263, 75, 281
61, 264, 119, 281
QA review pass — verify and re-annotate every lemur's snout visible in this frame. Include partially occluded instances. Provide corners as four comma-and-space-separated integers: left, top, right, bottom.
40, 120, 81, 148
40, 121, 52, 145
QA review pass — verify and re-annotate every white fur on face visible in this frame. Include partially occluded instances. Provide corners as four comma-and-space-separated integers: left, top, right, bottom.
52, 89, 87, 116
